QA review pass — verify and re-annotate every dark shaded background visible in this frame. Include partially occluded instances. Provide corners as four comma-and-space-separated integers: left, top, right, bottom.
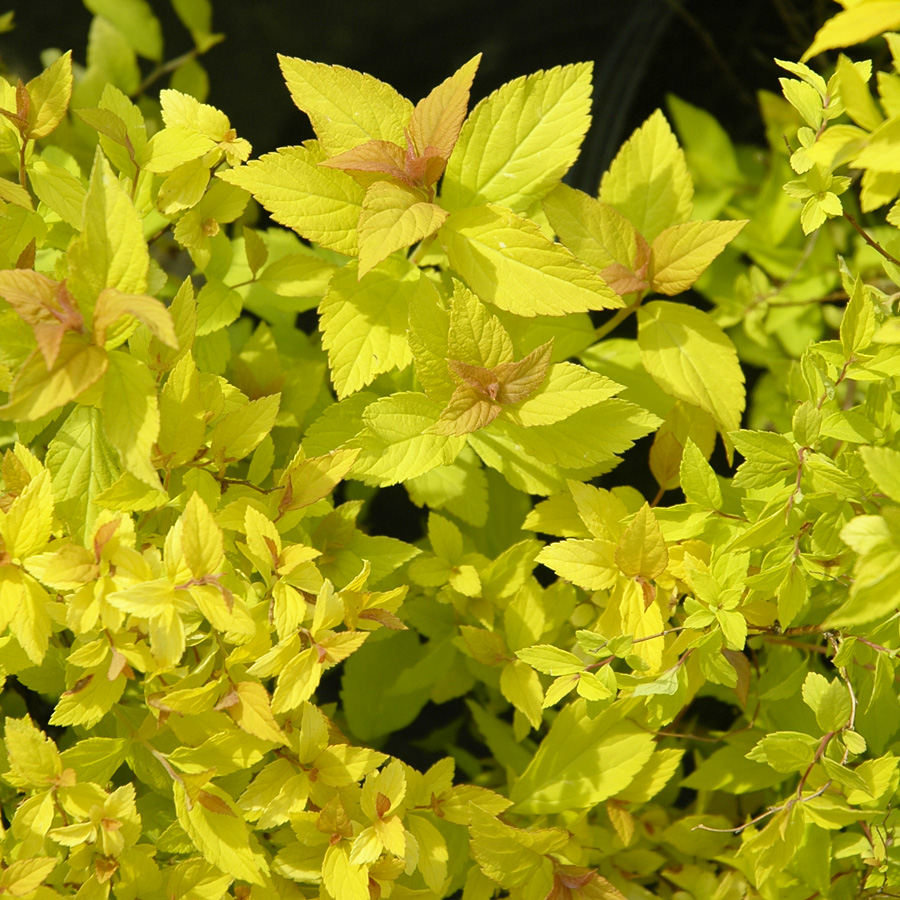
4, 0, 830, 193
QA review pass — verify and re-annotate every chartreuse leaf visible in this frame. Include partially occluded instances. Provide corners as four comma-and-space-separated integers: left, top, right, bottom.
45, 407, 120, 541
637, 300, 744, 439
357, 182, 448, 276
468, 804, 560, 895
441, 204, 623, 316
319, 257, 421, 398
680, 437, 722, 509
667, 93, 744, 191
615, 503, 668, 579
859, 445, 900, 502
448, 280, 513, 366
101, 350, 161, 489
802, 671, 852, 734
280, 447, 360, 512
350, 392, 465, 485
0, 175, 35, 211
500, 660, 543, 730
67, 151, 148, 315
1, 468, 52, 561
180, 492, 223, 579
516, 644, 584, 676
543, 183, 638, 272
229, 681, 288, 745
278, 55, 413, 155
218, 143, 364, 255
49, 661, 127, 728
0, 858, 58, 895
28, 157, 83, 224
0, 335, 108, 421
59, 737, 129, 785
442, 63, 593, 212
615, 747, 684, 803
650, 219, 747, 295
802, 2, 900, 61
173, 780, 265, 884
600, 109, 693, 242
158, 353, 205, 468
746, 731, 820, 773
503, 362, 622, 427
841, 276, 876, 359
2, 716, 63, 789
537, 538, 618, 591
24, 50, 72, 139
93, 288, 178, 349
209, 394, 280, 463
511, 703, 655, 813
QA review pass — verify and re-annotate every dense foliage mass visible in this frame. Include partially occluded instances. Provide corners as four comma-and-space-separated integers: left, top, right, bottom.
2, 1, 900, 898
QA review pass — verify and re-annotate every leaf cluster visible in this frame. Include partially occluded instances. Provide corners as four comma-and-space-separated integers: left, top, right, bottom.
1, 3, 900, 899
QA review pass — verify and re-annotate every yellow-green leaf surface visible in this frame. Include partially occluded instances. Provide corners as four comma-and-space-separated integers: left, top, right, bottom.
218, 143, 364, 255
500, 659, 543, 730
174, 781, 265, 884
448, 281, 514, 368
0, 336, 108, 421
319, 258, 422, 398
49, 663, 127, 728
181, 492, 224, 578
442, 63, 593, 211
511, 703, 655, 813
159, 88, 231, 140
650, 219, 747, 295
441, 204, 622, 316
516, 645, 585, 676
45, 407, 120, 541
101, 350, 161, 488
322, 844, 368, 900
614, 503, 668, 580
29, 159, 85, 228
351, 392, 466, 485
67, 152, 148, 311
93, 288, 178, 348
543, 183, 638, 271
2, 468, 53, 560
600, 109, 693, 242
860, 445, 900, 502
157, 353, 205, 467
536, 538, 618, 591
0, 858, 57, 896
637, 300, 744, 437
502, 363, 621, 427
139, 125, 217, 173
25, 50, 72, 139
3, 716, 62, 789
468, 803, 560, 890
802, 1, 900, 61
489, 400, 661, 470
281, 448, 361, 511
230, 681, 287, 745
357, 182, 448, 276
0, 175, 35, 211
278, 55, 413, 155
209, 394, 280, 463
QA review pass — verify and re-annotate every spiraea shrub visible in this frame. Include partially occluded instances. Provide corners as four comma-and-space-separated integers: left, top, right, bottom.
2, 1, 900, 898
